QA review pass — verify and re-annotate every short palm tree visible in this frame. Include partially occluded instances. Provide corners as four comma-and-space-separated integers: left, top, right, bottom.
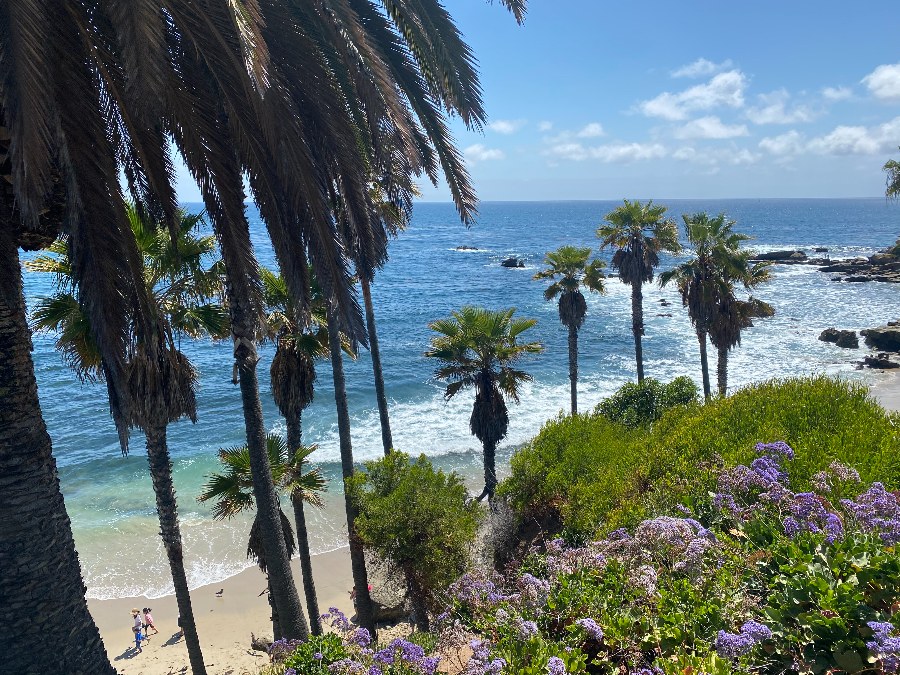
707, 263, 771, 397
26, 205, 228, 675
533, 246, 606, 414
425, 306, 543, 501
597, 200, 681, 382
198, 435, 326, 639
659, 212, 749, 400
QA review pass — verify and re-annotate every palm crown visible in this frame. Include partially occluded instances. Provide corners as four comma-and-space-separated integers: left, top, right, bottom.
597, 199, 681, 284
533, 245, 606, 329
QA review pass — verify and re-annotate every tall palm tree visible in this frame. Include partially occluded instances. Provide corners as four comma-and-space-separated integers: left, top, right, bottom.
0, 0, 526, 664
533, 246, 606, 414
658, 213, 746, 400
198, 436, 326, 638
597, 200, 681, 382
425, 306, 543, 502
707, 264, 771, 397
26, 205, 228, 675
263, 267, 351, 636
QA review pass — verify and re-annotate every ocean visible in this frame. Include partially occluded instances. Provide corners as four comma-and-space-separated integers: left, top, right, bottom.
24, 198, 900, 599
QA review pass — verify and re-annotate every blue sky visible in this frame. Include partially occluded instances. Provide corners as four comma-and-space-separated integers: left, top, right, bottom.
175, 1, 900, 201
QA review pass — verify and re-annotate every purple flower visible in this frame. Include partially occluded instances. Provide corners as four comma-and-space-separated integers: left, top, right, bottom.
842, 483, 900, 544
741, 620, 772, 642
755, 441, 794, 460
714, 630, 755, 658
868, 621, 900, 672
348, 627, 372, 648
321, 607, 352, 632
824, 513, 844, 543
547, 656, 566, 674
285, 669, 297, 675
783, 516, 801, 537
575, 618, 604, 641
516, 618, 539, 639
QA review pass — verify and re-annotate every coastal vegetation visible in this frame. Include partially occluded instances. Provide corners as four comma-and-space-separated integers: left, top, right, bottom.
425, 306, 544, 502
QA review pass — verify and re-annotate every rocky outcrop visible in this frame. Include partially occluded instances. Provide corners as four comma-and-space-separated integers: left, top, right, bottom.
820, 253, 900, 283
819, 328, 859, 349
751, 249, 807, 261
861, 326, 900, 352
864, 353, 900, 369
455, 245, 479, 251
501, 256, 524, 268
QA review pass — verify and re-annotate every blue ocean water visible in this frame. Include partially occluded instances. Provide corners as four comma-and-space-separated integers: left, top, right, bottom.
24, 198, 900, 598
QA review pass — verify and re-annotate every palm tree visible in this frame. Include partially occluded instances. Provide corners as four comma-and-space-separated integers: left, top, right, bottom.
597, 200, 681, 382
198, 436, 326, 638
0, 1, 525, 664
707, 264, 771, 397
26, 205, 228, 675
263, 267, 350, 636
533, 246, 606, 414
425, 306, 543, 502
885, 152, 900, 199
658, 213, 744, 400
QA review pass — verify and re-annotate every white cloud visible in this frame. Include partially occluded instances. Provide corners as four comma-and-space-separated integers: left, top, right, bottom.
759, 130, 805, 156
822, 86, 852, 101
576, 122, 605, 138
538, 121, 553, 132
729, 149, 760, 165
755, 117, 900, 157
639, 70, 747, 120
746, 90, 814, 125
546, 142, 666, 163
674, 116, 749, 139
488, 119, 526, 134
673, 146, 698, 161
862, 63, 900, 101
671, 58, 734, 79
464, 144, 505, 163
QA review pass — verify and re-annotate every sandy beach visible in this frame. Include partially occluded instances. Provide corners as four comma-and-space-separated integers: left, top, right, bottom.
868, 369, 900, 412
91, 547, 355, 675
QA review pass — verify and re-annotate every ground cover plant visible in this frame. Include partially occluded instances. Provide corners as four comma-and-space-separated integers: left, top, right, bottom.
502, 377, 900, 540
442, 442, 900, 674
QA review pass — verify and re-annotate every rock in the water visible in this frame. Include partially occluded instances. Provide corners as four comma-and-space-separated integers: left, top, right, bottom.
845, 275, 871, 282
455, 245, 478, 251
861, 327, 900, 352
864, 353, 900, 369
752, 250, 806, 261
870, 253, 900, 265
744, 297, 775, 318
814, 247, 829, 253
818, 328, 859, 349
501, 256, 524, 268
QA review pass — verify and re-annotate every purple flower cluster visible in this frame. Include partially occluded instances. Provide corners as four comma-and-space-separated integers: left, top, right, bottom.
714, 620, 772, 659
575, 617, 604, 641
867, 621, 900, 672
812, 461, 861, 493
841, 483, 900, 544
782, 492, 845, 542
547, 656, 566, 674
268, 638, 305, 663
321, 606, 352, 632
463, 639, 506, 675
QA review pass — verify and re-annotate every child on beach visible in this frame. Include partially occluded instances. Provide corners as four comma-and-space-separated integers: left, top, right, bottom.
142, 608, 158, 635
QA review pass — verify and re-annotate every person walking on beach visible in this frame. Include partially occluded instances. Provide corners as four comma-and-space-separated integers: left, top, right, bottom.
143, 608, 158, 636
131, 609, 144, 653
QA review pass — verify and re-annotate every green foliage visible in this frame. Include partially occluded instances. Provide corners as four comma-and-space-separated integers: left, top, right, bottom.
595, 376, 699, 428
501, 377, 900, 540
281, 633, 347, 672
349, 452, 482, 614
497, 413, 647, 536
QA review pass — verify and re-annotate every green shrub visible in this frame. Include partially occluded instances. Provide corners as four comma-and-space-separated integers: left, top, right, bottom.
497, 412, 646, 538
349, 452, 482, 631
501, 377, 900, 540
595, 376, 699, 428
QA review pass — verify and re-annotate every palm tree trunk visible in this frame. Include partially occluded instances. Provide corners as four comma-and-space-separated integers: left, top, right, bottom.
284, 412, 322, 636
405, 565, 429, 632
0, 227, 115, 674
697, 329, 711, 401
567, 323, 579, 415
717, 345, 728, 397
631, 282, 645, 382
267, 575, 282, 640
228, 291, 307, 640
145, 425, 207, 674
326, 306, 375, 633
476, 439, 498, 502
361, 277, 393, 455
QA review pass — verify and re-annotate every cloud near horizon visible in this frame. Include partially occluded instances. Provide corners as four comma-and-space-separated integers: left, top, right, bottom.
489, 119, 527, 134
464, 144, 505, 163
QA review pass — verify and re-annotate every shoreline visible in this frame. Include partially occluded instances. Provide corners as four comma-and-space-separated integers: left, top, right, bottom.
90, 547, 355, 675
866, 367, 900, 412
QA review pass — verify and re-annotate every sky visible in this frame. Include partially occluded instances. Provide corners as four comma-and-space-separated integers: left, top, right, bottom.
175, 1, 900, 202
